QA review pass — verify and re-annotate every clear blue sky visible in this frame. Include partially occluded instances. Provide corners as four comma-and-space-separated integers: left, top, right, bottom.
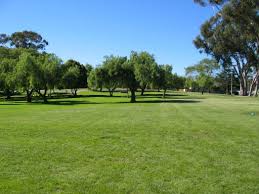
1, 0, 214, 75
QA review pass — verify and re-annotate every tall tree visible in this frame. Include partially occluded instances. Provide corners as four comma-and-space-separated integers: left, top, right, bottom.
0, 31, 48, 50
194, 0, 259, 96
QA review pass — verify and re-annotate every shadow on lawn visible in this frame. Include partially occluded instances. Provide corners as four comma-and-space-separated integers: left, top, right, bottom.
0, 92, 202, 106
0, 99, 201, 106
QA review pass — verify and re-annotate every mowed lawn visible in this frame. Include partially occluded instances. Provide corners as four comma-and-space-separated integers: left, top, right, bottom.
0, 91, 259, 193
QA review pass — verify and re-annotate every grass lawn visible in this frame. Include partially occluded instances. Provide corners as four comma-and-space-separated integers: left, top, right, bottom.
0, 91, 258, 193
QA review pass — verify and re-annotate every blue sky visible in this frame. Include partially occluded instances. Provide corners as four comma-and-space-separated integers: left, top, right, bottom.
1, 0, 214, 75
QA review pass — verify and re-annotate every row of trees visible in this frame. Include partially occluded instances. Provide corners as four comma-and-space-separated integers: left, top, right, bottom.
87, 51, 184, 102
1, 31, 187, 103
194, 0, 259, 96
0, 31, 91, 103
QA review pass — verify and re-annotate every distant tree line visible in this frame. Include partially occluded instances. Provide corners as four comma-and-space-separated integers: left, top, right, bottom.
0, 31, 186, 103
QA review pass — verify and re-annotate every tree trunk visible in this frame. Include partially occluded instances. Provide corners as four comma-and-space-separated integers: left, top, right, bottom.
141, 85, 146, 96
254, 79, 259, 97
239, 72, 248, 96
71, 89, 77, 97
163, 89, 167, 98
141, 88, 145, 96
5, 89, 11, 100
26, 89, 33, 103
130, 89, 136, 103
109, 89, 113, 97
37, 88, 48, 103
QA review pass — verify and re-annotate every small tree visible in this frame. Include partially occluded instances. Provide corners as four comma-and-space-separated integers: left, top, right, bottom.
121, 57, 138, 103
33, 53, 61, 103
131, 51, 156, 95
16, 50, 37, 102
161, 64, 173, 98
62, 66, 80, 96
185, 59, 219, 94
0, 47, 18, 99
101, 55, 126, 96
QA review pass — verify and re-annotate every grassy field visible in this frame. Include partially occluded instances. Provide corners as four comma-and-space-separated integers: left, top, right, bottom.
0, 91, 259, 193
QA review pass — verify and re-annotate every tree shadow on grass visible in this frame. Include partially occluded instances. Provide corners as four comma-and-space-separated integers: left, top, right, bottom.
117, 99, 201, 104
0, 98, 201, 106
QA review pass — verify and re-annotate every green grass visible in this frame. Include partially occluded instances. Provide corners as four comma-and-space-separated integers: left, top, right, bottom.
0, 91, 259, 193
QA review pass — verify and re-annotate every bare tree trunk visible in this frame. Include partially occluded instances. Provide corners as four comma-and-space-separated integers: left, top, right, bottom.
239, 70, 248, 96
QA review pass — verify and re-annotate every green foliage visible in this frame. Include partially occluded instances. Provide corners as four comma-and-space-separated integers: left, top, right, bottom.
194, 0, 259, 95
0, 31, 48, 50
63, 60, 87, 88
172, 74, 186, 90
33, 53, 62, 102
62, 66, 80, 96
101, 55, 127, 96
185, 59, 219, 94
131, 51, 156, 95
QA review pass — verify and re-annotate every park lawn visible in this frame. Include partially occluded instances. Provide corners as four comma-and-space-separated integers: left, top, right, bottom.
0, 91, 259, 193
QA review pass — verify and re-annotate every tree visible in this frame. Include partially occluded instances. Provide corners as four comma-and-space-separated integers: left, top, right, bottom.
122, 55, 138, 103
0, 47, 19, 99
16, 49, 37, 102
63, 60, 87, 88
185, 59, 219, 94
131, 51, 156, 95
101, 55, 126, 96
33, 53, 61, 103
85, 63, 93, 88
194, 0, 259, 96
161, 65, 173, 98
172, 74, 186, 90
0, 31, 48, 50
62, 66, 80, 96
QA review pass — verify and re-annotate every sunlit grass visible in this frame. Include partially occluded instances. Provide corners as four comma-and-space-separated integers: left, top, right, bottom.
0, 91, 258, 193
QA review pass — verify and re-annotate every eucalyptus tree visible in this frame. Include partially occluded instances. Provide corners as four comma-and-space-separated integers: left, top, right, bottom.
194, 0, 259, 96
0, 31, 48, 50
